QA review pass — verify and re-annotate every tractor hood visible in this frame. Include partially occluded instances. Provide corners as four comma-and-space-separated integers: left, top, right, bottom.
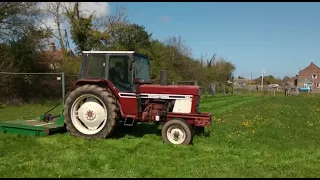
139, 84, 200, 96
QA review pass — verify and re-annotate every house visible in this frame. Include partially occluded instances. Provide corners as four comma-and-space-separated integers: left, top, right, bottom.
41, 42, 75, 70
232, 78, 255, 86
294, 62, 320, 90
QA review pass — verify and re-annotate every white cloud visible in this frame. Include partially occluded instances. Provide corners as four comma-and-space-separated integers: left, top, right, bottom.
37, 2, 110, 49
78, 2, 110, 18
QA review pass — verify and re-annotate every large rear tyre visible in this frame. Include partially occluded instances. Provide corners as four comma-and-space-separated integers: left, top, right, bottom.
64, 84, 120, 139
161, 119, 194, 145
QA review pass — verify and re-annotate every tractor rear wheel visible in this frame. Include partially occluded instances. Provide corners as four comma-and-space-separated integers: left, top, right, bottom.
64, 84, 120, 139
161, 119, 193, 145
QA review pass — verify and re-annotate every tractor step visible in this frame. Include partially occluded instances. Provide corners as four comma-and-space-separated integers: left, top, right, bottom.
123, 117, 136, 126
0, 119, 65, 137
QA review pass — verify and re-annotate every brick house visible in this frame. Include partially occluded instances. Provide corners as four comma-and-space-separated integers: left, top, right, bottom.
41, 42, 75, 70
294, 62, 320, 90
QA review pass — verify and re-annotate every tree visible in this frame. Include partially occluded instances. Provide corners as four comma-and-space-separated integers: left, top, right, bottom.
64, 3, 91, 51
102, 23, 152, 51
0, 2, 41, 43
39, 2, 66, 50
0, 2, 50, 73
163, 36, 192, 57
9, 26, 52, 73
64, 3, 129, 52
52, 3, 236, 94
0, 44, 15, 72
97, 5, 129, 33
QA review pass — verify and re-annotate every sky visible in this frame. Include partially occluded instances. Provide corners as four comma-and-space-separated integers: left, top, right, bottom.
42, 2, 320, 79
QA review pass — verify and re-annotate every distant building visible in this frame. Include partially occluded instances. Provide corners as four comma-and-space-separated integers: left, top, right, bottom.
294, 62, 320, 90
233, 78, 255, 86
40, 42, 75, 70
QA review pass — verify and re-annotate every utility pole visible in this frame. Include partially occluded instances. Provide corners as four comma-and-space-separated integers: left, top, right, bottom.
251, 72, 252, 80
261, 69, 265, 89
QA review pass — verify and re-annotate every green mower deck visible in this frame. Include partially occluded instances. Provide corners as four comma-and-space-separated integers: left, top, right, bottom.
0, 115, 65, 137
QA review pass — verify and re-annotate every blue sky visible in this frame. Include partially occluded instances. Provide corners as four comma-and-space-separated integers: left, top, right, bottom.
82, 2, 320, 79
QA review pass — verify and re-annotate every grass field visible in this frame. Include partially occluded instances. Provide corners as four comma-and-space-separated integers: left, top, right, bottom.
0, 95, 319, 178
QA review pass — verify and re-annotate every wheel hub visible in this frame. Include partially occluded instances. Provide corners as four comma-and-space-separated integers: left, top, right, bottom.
86, 110, 96, 121
173, 131, 180, 140
71, 95, 108, 135
167, 126, 186, 144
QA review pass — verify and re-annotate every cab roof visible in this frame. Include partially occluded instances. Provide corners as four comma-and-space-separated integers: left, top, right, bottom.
82, 51, 135, 54
82, 51, 148, 58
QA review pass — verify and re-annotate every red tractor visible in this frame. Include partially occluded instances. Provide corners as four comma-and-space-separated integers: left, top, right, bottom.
64, 51, 212, 145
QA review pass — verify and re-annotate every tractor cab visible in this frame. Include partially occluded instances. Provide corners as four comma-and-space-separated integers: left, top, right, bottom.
79, 51, 151, 92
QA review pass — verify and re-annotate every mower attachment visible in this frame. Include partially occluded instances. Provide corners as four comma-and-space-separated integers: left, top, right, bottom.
0, 114, 65, 137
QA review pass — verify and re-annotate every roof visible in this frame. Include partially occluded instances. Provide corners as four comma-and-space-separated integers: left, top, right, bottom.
82, 51, 149, 58
300, 62, 320, 73
41, 49, 74, 61
309, 62, 319, 69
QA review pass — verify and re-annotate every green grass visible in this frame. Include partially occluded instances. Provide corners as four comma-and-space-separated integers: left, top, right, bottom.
0, 95, 320, 178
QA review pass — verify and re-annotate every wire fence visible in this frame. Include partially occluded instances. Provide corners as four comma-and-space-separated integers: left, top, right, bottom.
232, 84, 320, 97
2, 71, 320, 105
233, 84, 284, 96
0, 72, 78, 105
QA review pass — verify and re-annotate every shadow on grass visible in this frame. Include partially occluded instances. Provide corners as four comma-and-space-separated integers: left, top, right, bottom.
112, 123, 211, 139
44, 121, 210, 140
195, 130, 211, 137
112, 123, 162, 139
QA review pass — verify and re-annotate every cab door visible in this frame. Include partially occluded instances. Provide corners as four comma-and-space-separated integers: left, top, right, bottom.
107, 54, 138, 116
83, 53, 107, 79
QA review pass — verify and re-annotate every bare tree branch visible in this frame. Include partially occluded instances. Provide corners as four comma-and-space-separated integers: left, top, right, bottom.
0, 2, 41, 43
40, 2, 65, 50
207, 53, 216, 68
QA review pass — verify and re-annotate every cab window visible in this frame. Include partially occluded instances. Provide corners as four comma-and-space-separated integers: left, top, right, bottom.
108, 55, 132, 92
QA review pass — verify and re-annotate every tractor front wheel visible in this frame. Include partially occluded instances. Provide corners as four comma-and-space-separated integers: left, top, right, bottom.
161, 119, 193, 145
64, 84, 120, 139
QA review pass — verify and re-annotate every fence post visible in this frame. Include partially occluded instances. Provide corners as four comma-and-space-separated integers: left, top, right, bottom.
313, 83, 315, 97
61, 72, 65, 106
210, 83, 216, 96
222, 84, 226, 96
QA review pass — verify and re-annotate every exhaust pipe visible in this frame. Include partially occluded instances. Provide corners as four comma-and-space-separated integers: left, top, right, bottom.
160, 69, 168, 86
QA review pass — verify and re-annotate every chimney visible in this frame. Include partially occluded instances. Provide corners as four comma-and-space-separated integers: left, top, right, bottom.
50, 42, 56, 52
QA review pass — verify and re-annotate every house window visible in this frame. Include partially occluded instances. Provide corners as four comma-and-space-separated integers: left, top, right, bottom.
312, 74, 317, 79
304, 83, 312, 88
